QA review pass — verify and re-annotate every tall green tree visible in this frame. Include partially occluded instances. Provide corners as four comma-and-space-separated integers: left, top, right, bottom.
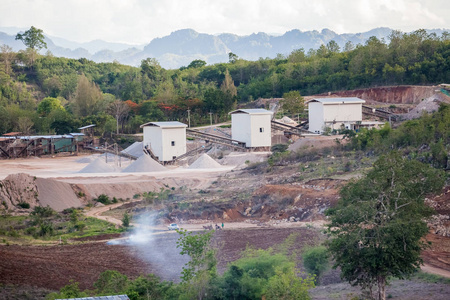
15, 26, 47, 50
15, 26, 47, 66
37, 97, 65, 116
176, 229, 216, 300
72, 74, 102, 117
326, 151, 445, 300
280, 90, 304, 117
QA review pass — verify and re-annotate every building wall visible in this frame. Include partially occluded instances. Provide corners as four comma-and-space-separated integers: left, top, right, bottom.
309, 102, 362, 133
231, 113, 251, 146
308, 102, 325, 133
249, 114, 272, 147
323, 103, 362, 123
143, 126, 186, 161
160, 127, 186, 161
232, 113, 272, 147
143, 126, 163, 159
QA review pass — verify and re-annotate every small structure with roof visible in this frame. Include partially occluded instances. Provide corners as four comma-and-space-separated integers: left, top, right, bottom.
307, 97, 365, 133
229, 109, 273, 148
140, 121, 187, 162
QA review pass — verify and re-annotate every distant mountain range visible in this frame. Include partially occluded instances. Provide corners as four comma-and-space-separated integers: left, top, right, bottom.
1, 27, 448, 69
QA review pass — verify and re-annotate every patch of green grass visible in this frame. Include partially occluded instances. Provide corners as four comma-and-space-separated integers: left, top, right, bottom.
0, 214, 124, 243
411, 271, 450, 285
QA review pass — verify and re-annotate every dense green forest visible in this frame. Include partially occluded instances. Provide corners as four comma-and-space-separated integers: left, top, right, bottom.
0, 29, 449, 136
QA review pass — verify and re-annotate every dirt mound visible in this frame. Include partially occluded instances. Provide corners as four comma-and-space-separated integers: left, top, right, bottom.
312, 85, 437, 104
288, 136, 341, 152
122, 154, 167, 172
121, 142, 144, 158
402, 93, 450, 120
220, 152, 269, 167
78, 158, 117, 173
0, 173, 39, 211
188, 154, 222, 169
35, 178, 83, 212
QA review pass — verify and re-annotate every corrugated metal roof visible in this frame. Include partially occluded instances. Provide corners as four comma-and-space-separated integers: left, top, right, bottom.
70, 133, 85, 136
78, 124, 96, 130
2, 132, 22, 136
0, 135, 75, 140
140, 121, 187, 128
56, 295, 129, 300
229, 109, 273, 115
307, 97, 365, 104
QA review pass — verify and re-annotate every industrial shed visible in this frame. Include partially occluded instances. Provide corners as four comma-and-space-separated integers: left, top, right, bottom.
140, 121, 187, 162
0, 133, 85, 158
307, 97, 365, 133
229, 109, 273, 148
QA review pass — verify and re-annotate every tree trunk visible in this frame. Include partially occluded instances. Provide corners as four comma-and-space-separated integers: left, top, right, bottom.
377, 275, 386, 300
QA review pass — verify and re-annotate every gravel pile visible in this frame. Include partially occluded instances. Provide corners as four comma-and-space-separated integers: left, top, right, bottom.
188, 153, 222, 169
121, 142, 144, 158
122, 154, 167, 172
220, 152, 269, 167
78, 158, 116, 173
76, 154, 101, 163
402, 93, 450, 120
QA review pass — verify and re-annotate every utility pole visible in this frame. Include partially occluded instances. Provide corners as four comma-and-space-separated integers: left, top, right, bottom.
187, 109, 191, 128
209, 111, 213, 132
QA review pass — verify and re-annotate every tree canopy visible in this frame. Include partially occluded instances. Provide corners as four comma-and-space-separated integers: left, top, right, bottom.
326, 151, 446, 300
15, 26, 47, 50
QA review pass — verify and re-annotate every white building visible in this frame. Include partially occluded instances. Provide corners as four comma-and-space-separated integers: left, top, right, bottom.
140, 121, 187, 162
229, 109, 273, 148
307, 97, 365, 133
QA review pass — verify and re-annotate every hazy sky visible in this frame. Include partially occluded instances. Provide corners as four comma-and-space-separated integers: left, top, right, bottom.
1, 0, 448, 44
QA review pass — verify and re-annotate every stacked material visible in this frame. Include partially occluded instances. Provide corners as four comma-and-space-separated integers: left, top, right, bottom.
78, 158, 116, 173
188, 154, 222, 169
121, 142, 144, 158
122, 154, 167, 172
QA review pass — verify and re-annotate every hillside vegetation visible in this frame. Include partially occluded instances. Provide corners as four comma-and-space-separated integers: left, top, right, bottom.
0, 29, 449, 136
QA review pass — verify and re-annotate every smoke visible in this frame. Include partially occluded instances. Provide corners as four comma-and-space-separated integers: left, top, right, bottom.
107, 212, 189, 281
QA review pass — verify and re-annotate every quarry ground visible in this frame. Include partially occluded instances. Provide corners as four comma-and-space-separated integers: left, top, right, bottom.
0, 136, 449, 299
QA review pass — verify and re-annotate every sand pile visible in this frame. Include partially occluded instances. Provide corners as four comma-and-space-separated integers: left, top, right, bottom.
188, 153, 222, 169
121, 142, 144, 158
122, 154, 167, 172
78, 158, 116, 173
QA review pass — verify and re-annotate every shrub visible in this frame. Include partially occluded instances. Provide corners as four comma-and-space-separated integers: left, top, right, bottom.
271, 143, 289, 153
122, 212, 131, 227
302, 245, 329, 282
17, 202, 30, 209
95, 194, 111, 204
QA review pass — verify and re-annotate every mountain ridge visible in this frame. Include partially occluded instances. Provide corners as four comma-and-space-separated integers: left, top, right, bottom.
1, 27, 448, 69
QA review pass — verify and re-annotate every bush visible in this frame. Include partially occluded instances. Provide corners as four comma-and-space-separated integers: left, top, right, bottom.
271, 143, 289, 153
302, 245, 329, 282
17, 202, 30, 209
31, 206, 55, 218
122, 212, 131, 227
95, 194, 111, 204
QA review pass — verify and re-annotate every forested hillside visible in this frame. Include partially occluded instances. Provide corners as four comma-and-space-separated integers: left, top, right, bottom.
0, 29, 449, 136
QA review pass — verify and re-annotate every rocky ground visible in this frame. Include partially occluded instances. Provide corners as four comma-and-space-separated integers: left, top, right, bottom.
0, 132, 449, 299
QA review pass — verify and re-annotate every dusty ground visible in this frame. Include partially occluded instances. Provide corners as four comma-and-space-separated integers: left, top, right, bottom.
0, 147, 449, 299
0, 227, 319, 290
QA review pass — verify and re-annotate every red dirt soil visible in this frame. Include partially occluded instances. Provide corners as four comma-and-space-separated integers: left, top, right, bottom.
0, 227, 319, 290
